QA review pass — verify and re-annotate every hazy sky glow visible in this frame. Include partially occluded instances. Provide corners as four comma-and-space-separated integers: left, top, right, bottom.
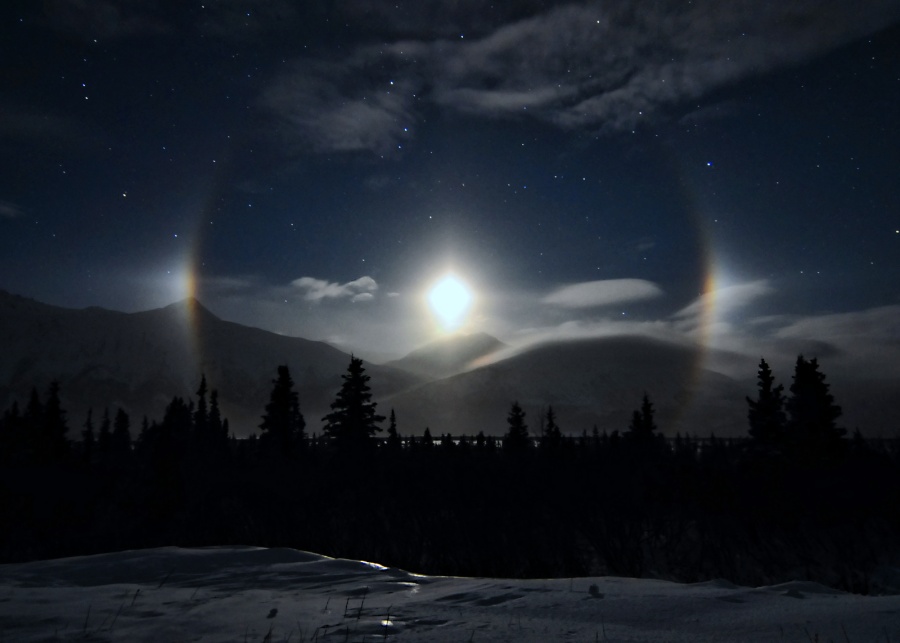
1, 1, 898, 369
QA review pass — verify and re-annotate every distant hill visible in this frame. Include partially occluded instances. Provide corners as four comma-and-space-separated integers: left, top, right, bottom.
384, 332, 507, 379
383, 335, 749, 438
0, 291, 421, 435
2, 290, 895, 440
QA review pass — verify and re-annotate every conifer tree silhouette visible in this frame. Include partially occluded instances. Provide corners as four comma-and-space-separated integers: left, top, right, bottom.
81, 408, 95, 466
746, 358, 786, 451
208, 389, 227, 448
97, 408, 112, 463
540, 406, 562, 452
194, 374, 209, 442
627, 393, 657, 442
111, 407, 132, 458
1, 401, 25, 464
259, 365, 306, 456
386, 408, 401, 451
28, 381, 69, 463
785, 355, 846, 461
504, 401, 530, 452
322, 356, 384, 453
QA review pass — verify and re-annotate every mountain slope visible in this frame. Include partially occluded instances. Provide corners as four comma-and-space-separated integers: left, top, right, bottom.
0, 291, 421, 435
384, 331, 507, 379
383, 335, 748, 437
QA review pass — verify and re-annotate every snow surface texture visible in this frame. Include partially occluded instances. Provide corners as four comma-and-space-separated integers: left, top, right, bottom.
1, 547, 898, 642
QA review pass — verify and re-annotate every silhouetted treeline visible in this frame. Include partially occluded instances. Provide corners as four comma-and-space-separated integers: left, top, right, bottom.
1, 355, 898, 594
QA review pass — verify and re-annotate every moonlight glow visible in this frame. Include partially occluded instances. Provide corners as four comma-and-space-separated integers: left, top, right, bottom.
428, 275, 472, 331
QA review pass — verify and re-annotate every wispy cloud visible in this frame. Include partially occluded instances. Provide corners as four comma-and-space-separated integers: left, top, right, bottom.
52, 1, 897, 155
673, 280, 774, 331
543, 279, 663, 309
292, 276, 378, 302
261, 50, 422, 156
260, 0, 899, 154
440, 1, 900, 132
0, 201, 23, 219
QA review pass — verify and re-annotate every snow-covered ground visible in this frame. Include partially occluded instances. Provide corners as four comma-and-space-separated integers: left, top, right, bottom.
1, 546, 898, 642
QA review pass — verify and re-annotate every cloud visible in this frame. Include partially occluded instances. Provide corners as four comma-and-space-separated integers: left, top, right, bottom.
439, 1, 900, 131
198, 275, 259, 294
768, 306, 900, 374
0, 201, 22, 219
260, 0, 900, 154
774, 305, 900, 344
260, 49, 423, 156
292, 276, 378, 302
327, 1, 549, 40
543, 279, 663, 309
674, 280, 774, 328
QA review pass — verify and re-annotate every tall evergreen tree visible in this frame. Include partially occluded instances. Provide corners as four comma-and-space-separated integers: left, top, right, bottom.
42, 380, 69, 460
208, 389, 227, 450
785, 355, 845, 459
259, 365, 306, 455
81, 408, 95, 466
23, 387, 42, 429
97, 408, 112, 462
20, 387, 43, 462
0, 401, 23, 464
503, 401, 530, 452
627, 393, 658, 442
540, 406, 562, 452
746, 358, 786, 449
111, 407, 132, 457
322, 356, 384, 452
385, 408, 401, 452
194, 374, 209, 441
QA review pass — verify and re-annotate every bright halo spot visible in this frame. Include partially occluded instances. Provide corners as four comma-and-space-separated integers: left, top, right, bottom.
428, 275, 472, 331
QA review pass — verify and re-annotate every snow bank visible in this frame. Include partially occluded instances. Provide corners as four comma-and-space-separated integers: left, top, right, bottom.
1, 546, 898, 642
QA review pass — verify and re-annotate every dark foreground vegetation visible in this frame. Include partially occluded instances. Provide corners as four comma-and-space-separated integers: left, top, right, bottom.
1, 355, 898, 594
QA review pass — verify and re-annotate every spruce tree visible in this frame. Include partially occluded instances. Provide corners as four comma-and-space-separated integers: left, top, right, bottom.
194, 374, 209, 442
81, 408, 95, 466
421, 427, 434, 450
540, 406, 562, 452
785, 355, 845, 460
208, 389, 226, 448
112, 407, 132, 457
259, 365, 306, 456
503, 401, 530, 452
627, 393, 658, 442
385, 408, 401, 451
42, 381, 69, 461
97, 408, 112, 463
746, 358, 786, 450
322, 356, 384, 452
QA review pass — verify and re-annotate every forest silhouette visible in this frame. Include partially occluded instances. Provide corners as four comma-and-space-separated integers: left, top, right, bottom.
1, 354, 897, 593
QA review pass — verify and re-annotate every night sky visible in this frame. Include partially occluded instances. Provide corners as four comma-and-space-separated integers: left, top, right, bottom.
2, 1, 899, 370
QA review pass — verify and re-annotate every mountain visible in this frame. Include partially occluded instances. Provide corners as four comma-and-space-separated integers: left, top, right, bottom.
0, 291, 421, 435
384, 331, 507, 379
383, 335, 749, 437
3, 290, 892, 440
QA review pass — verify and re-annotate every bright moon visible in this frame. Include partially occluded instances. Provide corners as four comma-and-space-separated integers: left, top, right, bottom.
428, 275, 472, 330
